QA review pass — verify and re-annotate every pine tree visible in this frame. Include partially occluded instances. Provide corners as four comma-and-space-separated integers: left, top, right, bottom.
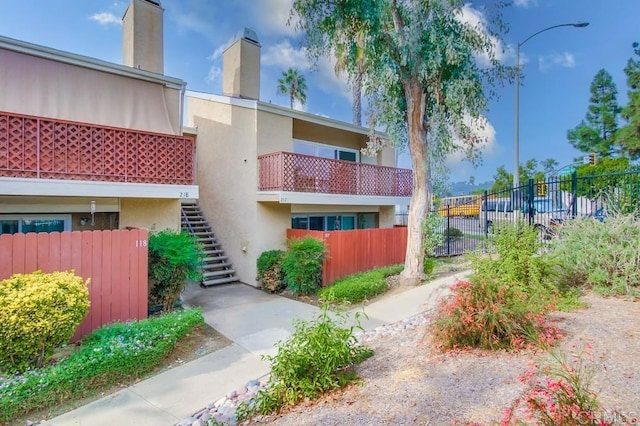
617, 42, 640, 159
567, 69, 620, 158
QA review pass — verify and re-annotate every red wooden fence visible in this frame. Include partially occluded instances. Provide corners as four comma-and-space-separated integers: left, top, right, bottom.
0, 229, 148, 340
287, 227, 407, 285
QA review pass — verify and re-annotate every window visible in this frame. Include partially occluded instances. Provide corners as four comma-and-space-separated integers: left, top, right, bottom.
0, 215, 71, 235
293, 140, 359, 162
291, 213, 371, 231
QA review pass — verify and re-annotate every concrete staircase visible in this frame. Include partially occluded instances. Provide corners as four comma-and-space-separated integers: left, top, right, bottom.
181, 202, 238, 287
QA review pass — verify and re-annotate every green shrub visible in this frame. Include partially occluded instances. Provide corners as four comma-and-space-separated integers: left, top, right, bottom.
235, 306, 372, 420
423, 213, 444, 276
432, 279, 561, 351
0, 308, 203, 422
472, 221, 563, 310
149, 230, 203, 311
318, 264, 403, 304
423, 256, 437, 276
256, 249, 285, 293
431, 222, 574, 351
550, 213, 640, 298
282, 236, 325, 294
0, 270, 90, 373
423, 212, 444, 256
443, 226, 463, 240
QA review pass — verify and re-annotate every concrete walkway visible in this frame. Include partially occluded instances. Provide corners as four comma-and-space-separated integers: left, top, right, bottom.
45, 272, 468, 425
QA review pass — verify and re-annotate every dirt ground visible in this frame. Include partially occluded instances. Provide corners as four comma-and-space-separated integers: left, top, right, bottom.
254, 293, 640, 425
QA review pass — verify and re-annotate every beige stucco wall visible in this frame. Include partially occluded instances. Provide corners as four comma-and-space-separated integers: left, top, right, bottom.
257, 110, 292, 154
291, 205, 380, 214
187, 95, 405, 286
293, 120, 367, 151
122, 0, 164, 74
188, 97, 298, 286
119, 198, 180, 231
189, 97, 257, 286
222, 38, 260, 100
379, 205, 396, 228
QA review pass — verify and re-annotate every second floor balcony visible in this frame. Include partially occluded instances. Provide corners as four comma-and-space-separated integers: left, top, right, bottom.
0, 111, 195, 186
258, 151, 412, 205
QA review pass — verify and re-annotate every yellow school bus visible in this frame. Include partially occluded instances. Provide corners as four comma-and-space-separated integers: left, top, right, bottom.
437, 195, 482, 218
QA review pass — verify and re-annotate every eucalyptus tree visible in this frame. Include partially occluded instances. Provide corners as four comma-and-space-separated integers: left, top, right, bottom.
291, 0, 510, 285
334, 32, 365, 126
277, 68, 308, 109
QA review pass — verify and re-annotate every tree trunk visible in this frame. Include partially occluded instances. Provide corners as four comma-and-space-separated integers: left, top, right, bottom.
399, 79, 429, 286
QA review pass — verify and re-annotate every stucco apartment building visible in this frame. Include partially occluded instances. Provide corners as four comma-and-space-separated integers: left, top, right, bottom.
0, 0, 198, 235
185, 30, 412, 287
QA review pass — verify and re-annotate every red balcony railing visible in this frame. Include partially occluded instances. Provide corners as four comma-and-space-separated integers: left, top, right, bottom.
0, 111, 195, 185
258, 151, 412, 197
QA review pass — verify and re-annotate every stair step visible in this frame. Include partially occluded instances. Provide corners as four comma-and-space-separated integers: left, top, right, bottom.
196, 236, 217, 242
203, 249, 224, 255
203, 255, 228, 262
203, 269, 235, 278
202, 276, 239, 287
200, 242, 221, 249
203, 262, 231, 270
182, 202, 238, 287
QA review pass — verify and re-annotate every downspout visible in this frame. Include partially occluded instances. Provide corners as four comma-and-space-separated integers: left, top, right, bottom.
179, 81, 186, 134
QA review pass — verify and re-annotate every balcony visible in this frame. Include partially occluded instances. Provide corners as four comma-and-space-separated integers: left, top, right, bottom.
0, 111, 195, 185
258, 152, 412, 205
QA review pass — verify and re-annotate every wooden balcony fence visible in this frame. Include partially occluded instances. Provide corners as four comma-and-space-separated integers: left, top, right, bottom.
259, 152, 412, 197
287, 227, 407, 285
0, 110, 195, 184
0, 229, 148, 340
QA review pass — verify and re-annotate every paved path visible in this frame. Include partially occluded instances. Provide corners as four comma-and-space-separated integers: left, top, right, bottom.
45, 272, 469, 425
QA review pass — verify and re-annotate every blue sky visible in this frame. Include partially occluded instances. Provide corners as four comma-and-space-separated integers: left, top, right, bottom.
0, 0, 638, 183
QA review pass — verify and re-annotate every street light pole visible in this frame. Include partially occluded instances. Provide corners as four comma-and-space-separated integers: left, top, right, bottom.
513, 22, 589, 189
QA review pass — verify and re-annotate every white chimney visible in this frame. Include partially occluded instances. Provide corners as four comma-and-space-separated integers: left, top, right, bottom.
222, 28, 261, 100
122, 0, 164, 74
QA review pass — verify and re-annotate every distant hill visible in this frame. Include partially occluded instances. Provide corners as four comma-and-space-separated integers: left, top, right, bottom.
445, 181, 492, 197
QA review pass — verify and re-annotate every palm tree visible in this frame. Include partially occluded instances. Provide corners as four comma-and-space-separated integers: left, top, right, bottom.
277, 68, 307, 109
334, 32, 365, 126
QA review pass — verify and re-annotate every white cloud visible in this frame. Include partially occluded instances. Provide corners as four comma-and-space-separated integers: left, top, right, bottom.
206, 66, 221, 84
313, 54, 351, 101
249, 0, 297, 37
262, 40, 311, 70
514, 0, 538, 7
538, 52, 576, 72
209, 36, 237, 61
457, 5, 509, 68
445, 115, 497, 167
293, 99, 307, 112
173, 11, 217, 39
90, 12, 121, 26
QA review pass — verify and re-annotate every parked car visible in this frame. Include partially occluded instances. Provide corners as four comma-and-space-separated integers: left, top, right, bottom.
480, 197, 568, 239
586, 206, 607, 222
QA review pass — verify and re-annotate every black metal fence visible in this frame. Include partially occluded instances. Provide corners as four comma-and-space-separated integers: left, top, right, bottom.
395, 169, 640, 257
